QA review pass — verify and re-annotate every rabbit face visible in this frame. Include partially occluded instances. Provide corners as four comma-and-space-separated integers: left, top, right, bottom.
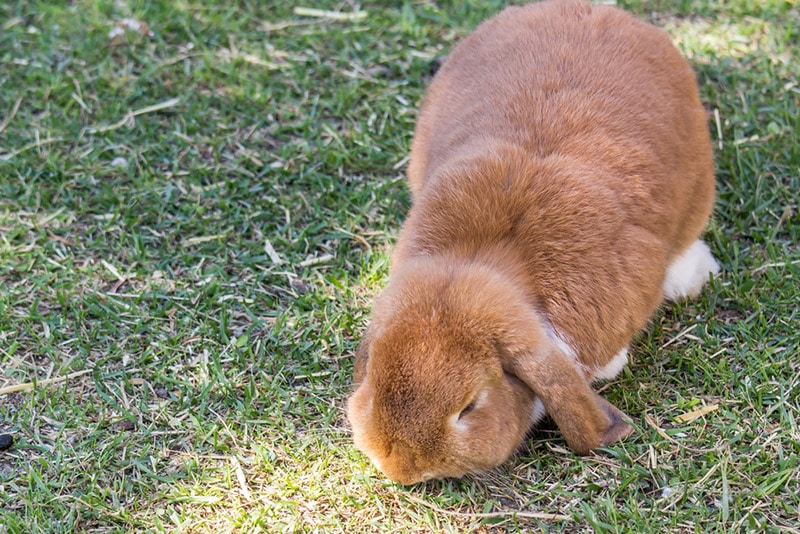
348, 366, 537, 484
347, 261, 539, 484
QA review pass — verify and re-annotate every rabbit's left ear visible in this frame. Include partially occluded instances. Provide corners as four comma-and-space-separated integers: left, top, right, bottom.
502, 340, 633, 454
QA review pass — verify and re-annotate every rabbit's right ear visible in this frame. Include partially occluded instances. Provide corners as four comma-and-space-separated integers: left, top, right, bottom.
502, 340, 633, 455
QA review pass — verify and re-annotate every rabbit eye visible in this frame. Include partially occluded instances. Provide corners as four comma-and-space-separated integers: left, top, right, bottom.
458, 401, 476, 420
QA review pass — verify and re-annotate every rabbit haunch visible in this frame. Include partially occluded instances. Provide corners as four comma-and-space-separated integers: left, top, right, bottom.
347, 0, 719, 485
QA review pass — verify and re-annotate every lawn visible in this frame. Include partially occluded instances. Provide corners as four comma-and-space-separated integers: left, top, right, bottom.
0, 0, 798, 532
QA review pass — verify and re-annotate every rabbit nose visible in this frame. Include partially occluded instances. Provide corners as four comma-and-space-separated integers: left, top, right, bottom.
381, 440, 426, 485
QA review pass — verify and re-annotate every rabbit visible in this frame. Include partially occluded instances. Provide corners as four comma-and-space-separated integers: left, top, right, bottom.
347, 0, 720, 485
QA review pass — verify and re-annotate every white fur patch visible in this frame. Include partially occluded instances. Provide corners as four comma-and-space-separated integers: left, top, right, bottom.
448, 411, 464, 431
541, 316, 595, 379
474, 388, 490, 410
531, 397, 546, 424
663, 240, 720, 300
594, 347, 629, 381
542, 318, 577, 361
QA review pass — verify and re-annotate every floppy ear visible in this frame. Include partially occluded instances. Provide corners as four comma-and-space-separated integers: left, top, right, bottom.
504, 341, 633, 454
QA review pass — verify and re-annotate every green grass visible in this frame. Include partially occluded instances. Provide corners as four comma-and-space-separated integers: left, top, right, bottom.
0, 0, 798, 532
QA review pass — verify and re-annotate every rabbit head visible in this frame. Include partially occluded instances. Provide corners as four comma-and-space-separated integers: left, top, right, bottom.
347, 257, 632, 485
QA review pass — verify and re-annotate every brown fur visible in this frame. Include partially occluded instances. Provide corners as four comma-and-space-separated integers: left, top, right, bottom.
348, 0, 716, 485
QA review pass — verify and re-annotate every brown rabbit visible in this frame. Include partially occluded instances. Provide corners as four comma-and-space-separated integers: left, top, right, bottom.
347, 0, 719, 485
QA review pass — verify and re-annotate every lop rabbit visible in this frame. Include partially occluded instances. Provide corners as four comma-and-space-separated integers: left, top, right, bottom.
348, 0, 719, 485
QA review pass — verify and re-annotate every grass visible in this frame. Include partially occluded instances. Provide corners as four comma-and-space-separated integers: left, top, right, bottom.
0, 0, 798, 532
